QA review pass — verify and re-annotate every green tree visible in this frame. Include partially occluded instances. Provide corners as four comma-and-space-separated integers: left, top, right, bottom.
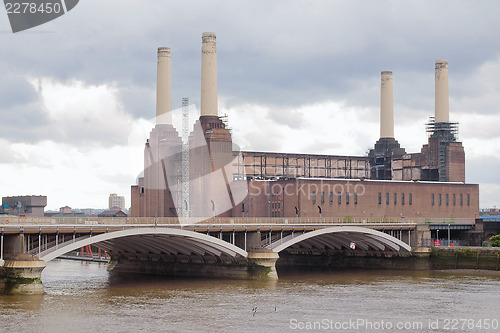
491, 235, 500, 247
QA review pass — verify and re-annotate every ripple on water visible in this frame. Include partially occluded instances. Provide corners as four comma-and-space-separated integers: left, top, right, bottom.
1, 260, 499, 333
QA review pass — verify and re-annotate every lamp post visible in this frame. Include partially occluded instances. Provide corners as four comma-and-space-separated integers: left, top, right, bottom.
211, 200, 215, 221
437, 229, 440, 246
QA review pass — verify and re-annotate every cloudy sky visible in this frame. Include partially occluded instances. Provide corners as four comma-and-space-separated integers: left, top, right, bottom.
1, 0, 500, 210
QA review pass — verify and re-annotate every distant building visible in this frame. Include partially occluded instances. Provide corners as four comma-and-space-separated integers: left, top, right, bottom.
98, 208, 127, 217
59, 206, 72, 214
109, 193, 125, 210
1, 195, 47, 217
74, 208, 100, 216
480, 208, 500, 216
44, 206, 85, 217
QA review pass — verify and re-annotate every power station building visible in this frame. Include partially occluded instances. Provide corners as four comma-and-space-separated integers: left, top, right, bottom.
130, 33, 478, 222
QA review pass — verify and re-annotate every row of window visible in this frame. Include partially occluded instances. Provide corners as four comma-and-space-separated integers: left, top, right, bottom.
431, 193, 470, 206
311, 191, 471, 207
378, 192, 413, 205
312, 191, 358, 205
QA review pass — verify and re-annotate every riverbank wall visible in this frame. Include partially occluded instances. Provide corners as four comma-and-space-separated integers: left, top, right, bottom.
276, 247, 500, 272
425, 247, 500, 270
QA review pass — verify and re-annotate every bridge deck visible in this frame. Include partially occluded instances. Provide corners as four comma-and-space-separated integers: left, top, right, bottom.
0, 216, 475, 226
0, 222, 419, 234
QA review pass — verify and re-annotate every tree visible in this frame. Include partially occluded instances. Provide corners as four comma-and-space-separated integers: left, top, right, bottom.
491, 234, 500, 247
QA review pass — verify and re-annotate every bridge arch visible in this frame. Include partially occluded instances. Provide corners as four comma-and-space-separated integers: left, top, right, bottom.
269, 226, 411, 255
39, 227, 248, 263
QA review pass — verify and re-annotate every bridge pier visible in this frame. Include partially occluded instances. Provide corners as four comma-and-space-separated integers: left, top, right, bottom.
416, 224, 432, 247
0, 254, 45, 295
108, 251, 280, 281
247, 249, 279, 280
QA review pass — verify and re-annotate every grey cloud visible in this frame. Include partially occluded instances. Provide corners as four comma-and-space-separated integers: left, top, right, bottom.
0, 76, 133, 146
467, 158, 500, 185
1, 0, 500, 145
0, 75, 38, 108
0, 95, 50, 143
117, 83, 155, 119
240, 130, 284, 153
0, 141, 26, 164
267, 107, 306, 130
2, 0, 498, 115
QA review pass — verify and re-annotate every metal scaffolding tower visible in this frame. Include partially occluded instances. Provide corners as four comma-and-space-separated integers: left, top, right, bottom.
426, 117, 459, 182
181, 98, 190, 218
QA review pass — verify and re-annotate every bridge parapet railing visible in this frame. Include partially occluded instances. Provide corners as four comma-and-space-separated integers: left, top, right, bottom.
27, 233, 93, 258
0, 216, 476, 225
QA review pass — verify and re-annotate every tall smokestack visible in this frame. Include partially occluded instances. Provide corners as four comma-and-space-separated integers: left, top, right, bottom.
380, 71, 394, 138
201, 32, 218, 116
435, 60, 449, 123
156, 47, 172, 124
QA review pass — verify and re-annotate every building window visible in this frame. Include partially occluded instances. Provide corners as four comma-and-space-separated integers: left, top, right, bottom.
338, 192, 342, 204
409, 193, 412, 205
329, 191, 333, 204
312, 191, 316, 204
467, 194, 470, 206
431, 194, 435, 206
453, 194, 456, 206
386, 193, 389, 205
394, 193, 397, 205
321, 191, 325, 204
460, 194, 463, 206
378, 192, 382, 205
354, 192, 358, 205
401, 193, 405, 205
346, 192, 350, 204
446, 194, 449, 206
439, 194, 442, 206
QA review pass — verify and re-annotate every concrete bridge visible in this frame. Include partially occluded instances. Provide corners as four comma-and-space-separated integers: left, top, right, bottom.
0, 216, 467, 294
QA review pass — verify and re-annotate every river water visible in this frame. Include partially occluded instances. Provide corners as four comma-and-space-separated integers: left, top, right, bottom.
1, 260, 499, 333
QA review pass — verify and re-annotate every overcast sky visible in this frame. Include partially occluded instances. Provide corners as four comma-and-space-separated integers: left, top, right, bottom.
1, 0, 500, 210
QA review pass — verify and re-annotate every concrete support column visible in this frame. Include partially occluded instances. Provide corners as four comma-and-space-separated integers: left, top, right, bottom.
156, 47, 172, 124
201, 32, 218, 116
416, 224, 432, 248
245, 231, 261, 250
0, 254, 45, 295
435, 60, 449, 123
380, 71, 394, 138
247, 249, 279, 280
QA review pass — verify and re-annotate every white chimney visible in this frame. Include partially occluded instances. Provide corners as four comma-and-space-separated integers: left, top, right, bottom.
201, 32, 218, 117
380, 71, 394, 138
156, 47, 172, 124
435, 60, 450, 123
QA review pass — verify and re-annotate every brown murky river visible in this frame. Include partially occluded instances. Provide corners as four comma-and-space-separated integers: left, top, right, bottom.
1, 260, 499, 332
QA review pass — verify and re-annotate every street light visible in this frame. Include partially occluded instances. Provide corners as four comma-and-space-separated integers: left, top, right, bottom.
211, 200, 216, 221
437, 229, 440, 246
